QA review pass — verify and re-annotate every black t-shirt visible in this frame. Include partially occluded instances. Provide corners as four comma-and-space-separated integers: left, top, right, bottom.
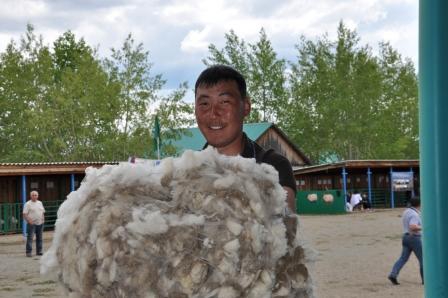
202, 133, 297, 193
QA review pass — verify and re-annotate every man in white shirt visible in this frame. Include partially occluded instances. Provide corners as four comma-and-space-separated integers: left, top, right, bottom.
23, 191, 45, 257
350, 191, 363, 211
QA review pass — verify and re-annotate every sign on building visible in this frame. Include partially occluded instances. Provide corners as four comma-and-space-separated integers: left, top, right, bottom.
391, 171, 414, 191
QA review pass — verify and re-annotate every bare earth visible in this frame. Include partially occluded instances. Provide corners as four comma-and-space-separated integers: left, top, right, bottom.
0, 209, 424, 298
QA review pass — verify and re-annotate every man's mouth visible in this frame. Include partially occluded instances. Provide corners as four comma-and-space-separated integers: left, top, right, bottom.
209, 125, 223, 130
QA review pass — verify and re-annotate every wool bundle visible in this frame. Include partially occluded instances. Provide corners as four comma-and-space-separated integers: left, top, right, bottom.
322, 194, 334, 203
41, 148, 313, 297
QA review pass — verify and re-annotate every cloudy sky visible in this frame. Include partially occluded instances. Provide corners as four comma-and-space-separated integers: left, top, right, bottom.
0, 0, 418, 100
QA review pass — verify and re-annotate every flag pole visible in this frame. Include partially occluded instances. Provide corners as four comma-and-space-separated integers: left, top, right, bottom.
157, 138, 160, 160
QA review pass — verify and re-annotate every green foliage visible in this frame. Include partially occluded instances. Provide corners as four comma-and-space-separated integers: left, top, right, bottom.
0, 26, 192, 162
0, 22, 419, 163
204, 21, 419, 162
203, 29, 288, 123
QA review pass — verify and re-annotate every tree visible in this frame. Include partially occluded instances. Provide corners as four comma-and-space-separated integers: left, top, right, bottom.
103, 34, 165, 160
286, 21, 418, 162
0, 24, 57, 161
248, 29, 288, 122
203, 29, 288, 123
375, 42, 419, 159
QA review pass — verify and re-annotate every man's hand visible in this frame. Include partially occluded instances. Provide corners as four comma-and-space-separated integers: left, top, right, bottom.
409, 223, 422, 233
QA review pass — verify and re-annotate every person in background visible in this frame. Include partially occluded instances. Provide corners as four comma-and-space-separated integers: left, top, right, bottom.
388, 196, 423, 285
350, 190, 363, 211
23, 190, 45, 257
362, 192, 372, 210
194, 64, 297, 213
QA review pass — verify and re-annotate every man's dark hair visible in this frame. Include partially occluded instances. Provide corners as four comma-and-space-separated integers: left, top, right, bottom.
410, 196, 421, 208
194, 65, 247, 98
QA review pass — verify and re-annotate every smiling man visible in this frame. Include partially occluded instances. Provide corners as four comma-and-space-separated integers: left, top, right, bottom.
194, 65, 296, 212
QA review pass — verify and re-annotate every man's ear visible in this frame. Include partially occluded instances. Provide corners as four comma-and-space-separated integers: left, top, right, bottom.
243, 97, 251, 117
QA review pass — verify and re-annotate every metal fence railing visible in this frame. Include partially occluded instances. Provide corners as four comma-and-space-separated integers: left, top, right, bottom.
0, 202, 22, 234
354, 188, 409, 208
0, 200, 65, 234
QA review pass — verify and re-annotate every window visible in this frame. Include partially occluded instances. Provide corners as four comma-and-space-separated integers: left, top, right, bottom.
46, 181, 54, 189
30, 182, 39, 189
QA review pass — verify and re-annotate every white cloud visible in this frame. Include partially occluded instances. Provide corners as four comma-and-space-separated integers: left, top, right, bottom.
0, 0, 47, 19
181, 27, 213, 53
0, 0, 418, 88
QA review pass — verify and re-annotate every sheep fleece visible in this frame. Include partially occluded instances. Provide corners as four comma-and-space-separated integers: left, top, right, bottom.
41, 148, 313, 297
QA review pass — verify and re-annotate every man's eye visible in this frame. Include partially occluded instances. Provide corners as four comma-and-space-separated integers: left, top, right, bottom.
198, 102, 209, 109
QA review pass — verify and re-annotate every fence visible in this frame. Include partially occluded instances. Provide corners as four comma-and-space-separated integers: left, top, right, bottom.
296, 188, 410, 214
0, 200, 65, 234
296, 189, 346, 214
354, 188, 409, 208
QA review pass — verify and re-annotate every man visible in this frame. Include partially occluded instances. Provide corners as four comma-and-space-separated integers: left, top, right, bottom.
194, 64, 297, 213
350, 191, 363, 211
388, 196, 423, 285
23, 190, 45, 257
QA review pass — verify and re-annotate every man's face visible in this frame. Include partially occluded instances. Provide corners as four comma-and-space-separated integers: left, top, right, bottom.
195, 80, 250, 155
30, 192, 38, 201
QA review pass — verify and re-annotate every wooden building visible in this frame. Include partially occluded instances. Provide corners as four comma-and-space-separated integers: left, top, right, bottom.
0, 162, 117, 234
294, 160, 420, 208
0, 162, 117, 204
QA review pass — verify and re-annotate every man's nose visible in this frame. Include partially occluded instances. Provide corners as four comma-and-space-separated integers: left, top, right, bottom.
210, 103, 222, 117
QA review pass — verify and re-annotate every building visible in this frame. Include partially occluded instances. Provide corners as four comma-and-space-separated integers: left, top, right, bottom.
0, 162, 117, 233
294, 160, 420, 211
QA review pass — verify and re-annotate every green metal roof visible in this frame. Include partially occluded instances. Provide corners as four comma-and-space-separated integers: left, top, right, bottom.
172, 122, 273, 153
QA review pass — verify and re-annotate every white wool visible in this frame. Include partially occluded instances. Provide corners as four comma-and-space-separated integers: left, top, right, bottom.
268, 219, 288, 260
111, 226, 126, 240
166, 213, 205, 226
41, 148, 313, 297
247, 270, 273, 298
213, 174, 237, 189
203, 237, 213, 248
223, 238, 240, 254
226, 219, 243, 236
218, 256, 237, 275
250, 222, 265, 254
249, 200, 265, 219
126, 209, 168, 235
190, 261, 209, 284
96, 237, 112, 259
217, 286, 239, 298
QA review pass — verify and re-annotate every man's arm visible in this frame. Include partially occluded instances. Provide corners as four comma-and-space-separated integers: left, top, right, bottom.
41, 202, 45, 223
284, 186, 296, 212
23, 212, 31, 224
409, 223, 422, 233
409, 216, 422, 233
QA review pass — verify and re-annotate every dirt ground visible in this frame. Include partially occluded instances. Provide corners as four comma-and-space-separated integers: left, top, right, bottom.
0, 208, 424, 298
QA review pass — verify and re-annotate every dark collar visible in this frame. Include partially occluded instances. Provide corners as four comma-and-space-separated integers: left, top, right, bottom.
240, 133, 256, 159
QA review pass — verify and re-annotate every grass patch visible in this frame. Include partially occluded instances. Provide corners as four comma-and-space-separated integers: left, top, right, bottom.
16, 276, 33, 282
385, 235, 402, 240
31, 280, 56, 286
0, 286, 18, 291
32, 287, 54, 294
